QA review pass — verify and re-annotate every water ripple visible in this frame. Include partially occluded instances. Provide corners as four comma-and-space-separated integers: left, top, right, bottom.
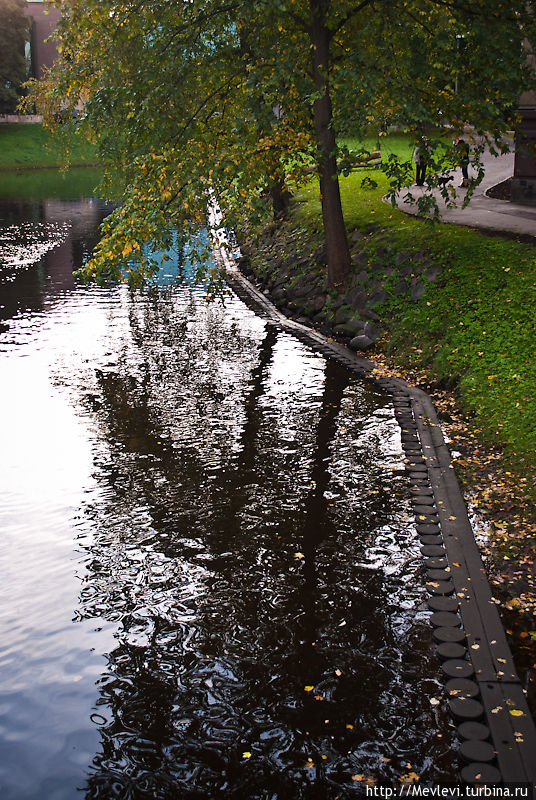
0, 197, 457, 799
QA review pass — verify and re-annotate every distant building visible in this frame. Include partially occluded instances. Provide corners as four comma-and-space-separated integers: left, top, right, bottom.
25, 0, 61, 80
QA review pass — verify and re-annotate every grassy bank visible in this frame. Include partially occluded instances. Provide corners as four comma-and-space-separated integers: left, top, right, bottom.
0, 166, 104, 200
296, 149, 536, 469
0, 123, 97, 170
242, 133, 536, 619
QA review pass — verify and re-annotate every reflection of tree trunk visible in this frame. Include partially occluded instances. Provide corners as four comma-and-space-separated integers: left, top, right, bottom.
232, 325, 278, 473
301, 357, 349, 587
309, 0, 351, 288
208, 325, 278, 535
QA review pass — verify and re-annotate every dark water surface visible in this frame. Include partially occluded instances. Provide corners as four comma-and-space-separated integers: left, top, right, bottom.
0, 181, 457, 799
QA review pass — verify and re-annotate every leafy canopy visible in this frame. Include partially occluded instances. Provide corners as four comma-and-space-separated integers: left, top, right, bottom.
28, 0, 536, 286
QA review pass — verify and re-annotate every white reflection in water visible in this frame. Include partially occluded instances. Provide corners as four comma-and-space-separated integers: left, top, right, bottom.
0, 196, 457, 799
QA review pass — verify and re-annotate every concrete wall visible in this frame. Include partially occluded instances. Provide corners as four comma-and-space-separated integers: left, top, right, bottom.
0, 114, 43, 123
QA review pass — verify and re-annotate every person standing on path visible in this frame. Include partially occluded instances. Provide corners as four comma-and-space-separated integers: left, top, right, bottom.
413, 136, 430, 186
456, 137, 470, 187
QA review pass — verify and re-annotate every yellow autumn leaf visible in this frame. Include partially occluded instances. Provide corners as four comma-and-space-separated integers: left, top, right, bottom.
242, 751, 251, 759
400, 772, 420, 784
509, 710, 524, 717
304, 685, 314, 692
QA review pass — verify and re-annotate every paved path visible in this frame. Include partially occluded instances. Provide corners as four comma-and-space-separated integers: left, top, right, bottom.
394, 145, 536, 239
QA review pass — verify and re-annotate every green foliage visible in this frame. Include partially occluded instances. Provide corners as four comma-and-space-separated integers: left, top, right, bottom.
360, 175, 378, 190
25, 0, 536, 286
0, 0, 29, 113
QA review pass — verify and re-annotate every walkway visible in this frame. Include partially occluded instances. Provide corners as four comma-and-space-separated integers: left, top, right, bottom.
394, 145, 536, 239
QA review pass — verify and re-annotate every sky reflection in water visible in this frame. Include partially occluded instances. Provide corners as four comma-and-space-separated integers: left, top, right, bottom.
0, 188, 457, 799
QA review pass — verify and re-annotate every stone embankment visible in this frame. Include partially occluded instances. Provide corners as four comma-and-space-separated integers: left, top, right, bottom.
220, 248, 536, 788
236, 225, 441, 350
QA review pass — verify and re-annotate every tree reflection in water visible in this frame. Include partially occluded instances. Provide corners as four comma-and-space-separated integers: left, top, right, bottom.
70, 288, 456, 799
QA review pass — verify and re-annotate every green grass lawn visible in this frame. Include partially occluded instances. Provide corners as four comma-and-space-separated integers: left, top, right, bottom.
293, 133, 536, 473
0, 123, 98, 169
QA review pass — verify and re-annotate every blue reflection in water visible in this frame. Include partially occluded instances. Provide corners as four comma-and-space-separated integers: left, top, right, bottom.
149, 229, 213, 288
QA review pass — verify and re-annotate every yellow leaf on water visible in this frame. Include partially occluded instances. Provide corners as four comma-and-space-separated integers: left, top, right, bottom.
242, 752, 251, 759
400, 772, 420, 784
294, 552, 304, 559
304, 686, 314, 692
510, 710, 524, 717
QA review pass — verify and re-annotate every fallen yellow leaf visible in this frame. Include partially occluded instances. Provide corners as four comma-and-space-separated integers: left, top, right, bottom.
400, 772, 420, 784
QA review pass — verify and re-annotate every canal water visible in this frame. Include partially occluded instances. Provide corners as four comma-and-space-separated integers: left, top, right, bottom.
0, 171, 457, 799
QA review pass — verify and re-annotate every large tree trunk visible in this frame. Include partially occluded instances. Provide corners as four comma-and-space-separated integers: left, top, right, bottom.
309, 0, 351, 288
269, 174, 292, 220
